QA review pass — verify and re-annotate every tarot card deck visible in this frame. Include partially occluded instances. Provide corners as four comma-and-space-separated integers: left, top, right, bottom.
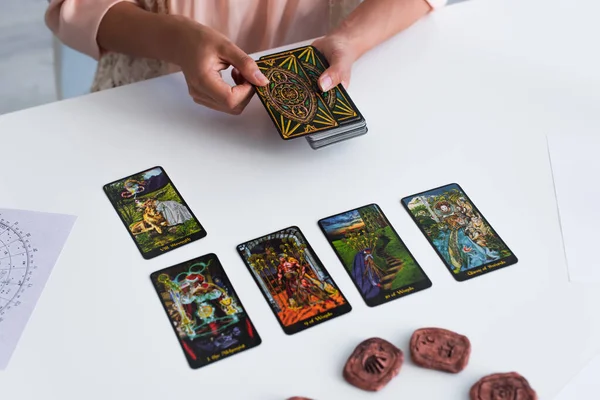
256, 46, 368, 149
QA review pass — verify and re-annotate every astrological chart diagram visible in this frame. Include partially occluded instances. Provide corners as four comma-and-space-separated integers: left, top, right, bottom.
0, 219, 36, 323
0, 208, 76, 369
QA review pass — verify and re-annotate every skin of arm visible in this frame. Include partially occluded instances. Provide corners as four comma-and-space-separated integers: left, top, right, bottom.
96, 0, 430, 113
313, 0, 432, 91
97, 2, 269, 115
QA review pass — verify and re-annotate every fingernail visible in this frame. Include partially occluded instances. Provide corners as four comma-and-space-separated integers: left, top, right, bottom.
255, 70, 269, 84
320, 75, 332, 92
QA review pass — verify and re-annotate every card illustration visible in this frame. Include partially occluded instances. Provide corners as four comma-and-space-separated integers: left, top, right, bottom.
319, 204, 431, 307
150, 254, 261, 369
103, 166, 206, 259
237, 226, 351, 334
402, 183, 517, 281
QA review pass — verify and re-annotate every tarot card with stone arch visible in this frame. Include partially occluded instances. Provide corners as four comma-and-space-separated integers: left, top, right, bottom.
254, 55, 339, 140
237, 226, 352, 335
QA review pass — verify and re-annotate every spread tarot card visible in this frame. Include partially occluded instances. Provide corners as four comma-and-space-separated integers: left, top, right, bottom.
255, 46, 367, 149
150, 254, 261, 369
237, 226, 352, 335
103, 166, 206, 259
319, 204, 432, 307
401, 183, 518, 281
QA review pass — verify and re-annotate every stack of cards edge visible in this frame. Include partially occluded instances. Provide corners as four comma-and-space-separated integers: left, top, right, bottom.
306, 118, 368, 149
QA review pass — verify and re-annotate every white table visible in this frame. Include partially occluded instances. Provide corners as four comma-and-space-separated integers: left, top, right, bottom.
2, 0, 599, 398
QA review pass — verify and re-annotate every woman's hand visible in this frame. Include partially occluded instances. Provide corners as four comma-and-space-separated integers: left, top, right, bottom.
98, 3, 269, 115
175, 18, 269, 114
312, 34, 359, 92
312, 0, 431, 92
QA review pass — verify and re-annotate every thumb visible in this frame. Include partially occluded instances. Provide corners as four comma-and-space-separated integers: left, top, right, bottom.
318, 62, 351, 92
231, 68, 246, 85
222, 44, 269, 86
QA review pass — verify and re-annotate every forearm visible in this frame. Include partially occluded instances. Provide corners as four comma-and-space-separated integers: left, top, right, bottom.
97, 2, 185, 64
333, 0, 431, 59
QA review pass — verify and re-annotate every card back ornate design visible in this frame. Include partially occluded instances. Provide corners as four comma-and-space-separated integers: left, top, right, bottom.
261, 67, 317, 124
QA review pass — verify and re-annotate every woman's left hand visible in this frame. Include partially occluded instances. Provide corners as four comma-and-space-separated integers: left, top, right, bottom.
312, 0, 431, 92
312, 34, 359, 92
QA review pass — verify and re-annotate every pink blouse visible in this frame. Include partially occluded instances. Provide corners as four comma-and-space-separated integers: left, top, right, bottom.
46, 0, 447, 60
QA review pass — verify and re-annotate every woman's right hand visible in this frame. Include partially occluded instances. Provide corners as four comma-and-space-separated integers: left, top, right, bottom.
174, 18, 269, 115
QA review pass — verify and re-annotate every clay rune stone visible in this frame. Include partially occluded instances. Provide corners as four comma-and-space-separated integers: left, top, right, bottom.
410, 327, 471, 373
470, 372, 538, 400
343, 337, 404, 391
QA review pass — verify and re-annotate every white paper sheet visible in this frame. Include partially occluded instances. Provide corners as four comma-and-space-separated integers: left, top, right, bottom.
0, 208, 76, 369
554, 354, 600, 399
548, 134, 600, 283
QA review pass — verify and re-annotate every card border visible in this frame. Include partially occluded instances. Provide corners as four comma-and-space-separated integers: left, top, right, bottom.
103, 165, 207, 259
401, 183, 518, 282
318, 203, 432, 307
150, 253, 262, 369
236, 225, 352, 335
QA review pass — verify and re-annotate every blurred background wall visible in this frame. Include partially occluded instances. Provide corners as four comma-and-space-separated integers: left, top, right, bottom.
0, 0, 96, 115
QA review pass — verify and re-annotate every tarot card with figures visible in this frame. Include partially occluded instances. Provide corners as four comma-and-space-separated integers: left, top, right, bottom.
319, 204, 432, 307
103, 166, 206, 259
237, 226, 352, 335
401, 183, 518, 281
256, 46, 367, 149
151, 254, 261, 369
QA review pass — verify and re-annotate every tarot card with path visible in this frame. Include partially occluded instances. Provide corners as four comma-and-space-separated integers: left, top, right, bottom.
319, 204, 432, 307
237, 226, 352, 335
401, 183, 518, 281
151, 254, 261, 369
255, 46, 367, 149
103, 166, 206, 259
